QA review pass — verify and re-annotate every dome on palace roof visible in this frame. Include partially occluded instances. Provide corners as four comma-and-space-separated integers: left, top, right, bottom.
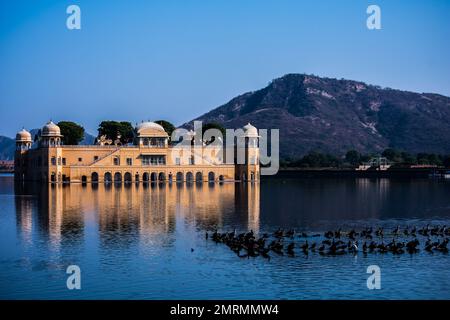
136, 121, 168, 137
242, 123, 258, 137
41, 121, 62, 137
16, 128, 32, 142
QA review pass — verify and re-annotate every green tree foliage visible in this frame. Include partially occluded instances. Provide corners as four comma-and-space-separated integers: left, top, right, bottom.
154, 120, 176, 137
400, 152, 416, 165
281, 149, 449, 168
201, 122, 226, 144
283, 151, 341, 168
202, 122, 226, 136
381, 148, 402, 162
359, 154, 372, 163
58, 121, 85, 145
345, 150, 360, 166
97, 121, 133, 144
417, 153, 443, 166
302, 152, 341, 168
443, 156, 450, 168
382, 150, 445, 166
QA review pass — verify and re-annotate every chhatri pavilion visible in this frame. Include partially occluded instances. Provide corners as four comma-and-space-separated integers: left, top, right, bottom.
14, 121, 260, 183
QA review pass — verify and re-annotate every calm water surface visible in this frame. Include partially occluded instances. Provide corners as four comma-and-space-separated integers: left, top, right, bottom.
1, 175, 450, 299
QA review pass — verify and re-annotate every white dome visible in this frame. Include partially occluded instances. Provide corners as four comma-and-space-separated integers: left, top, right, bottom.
41, 121, 62, 137
136, 121, 165, 131
136, 121, 168, 137
242, 123, 258, 137
16, 128, 32, 142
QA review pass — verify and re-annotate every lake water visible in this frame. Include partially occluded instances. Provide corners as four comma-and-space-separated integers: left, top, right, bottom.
1, 174, 450, 299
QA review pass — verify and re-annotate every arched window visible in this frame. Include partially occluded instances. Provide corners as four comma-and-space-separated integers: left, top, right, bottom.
114, 172, 122, 182
195, 172, 203, 182
150, 172, 157, 182
186, 172, 194, 182
123, 172, 132, 182
104, 172, 112, 183
143, 172, 149, 182
158, 172, 165, 181
176, 172, 183, 182
91, 172, 99, 183
208, 172, 215, 182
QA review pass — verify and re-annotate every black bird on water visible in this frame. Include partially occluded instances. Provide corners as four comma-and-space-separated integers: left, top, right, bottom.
286, 229, 296, 238
301, 241, 309, 252
207, 224, 449, 260
324, 231, 334, 239
274, 228, 284, 238
362, 242, 368, 253
269, 239, 284, 255
287, 243, 295, 256
406, 239, 419, 253
375, 227, 384, 238
436, 238, 449, 252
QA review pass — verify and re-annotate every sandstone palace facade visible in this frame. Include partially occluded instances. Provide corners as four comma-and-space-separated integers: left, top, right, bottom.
14, 121, 260, 183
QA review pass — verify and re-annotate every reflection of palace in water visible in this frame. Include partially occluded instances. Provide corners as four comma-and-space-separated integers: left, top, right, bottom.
14, 181, 260, 248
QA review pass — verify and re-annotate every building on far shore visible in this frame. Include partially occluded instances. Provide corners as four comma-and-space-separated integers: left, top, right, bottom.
0, 160, 14, 172
14, 121, 260, 183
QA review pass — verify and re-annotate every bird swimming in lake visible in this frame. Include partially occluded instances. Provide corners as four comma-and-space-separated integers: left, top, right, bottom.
348, 241, 358, 254
286, 229, 296, 238
207, 224, 450, 259
287, 243, 295, 256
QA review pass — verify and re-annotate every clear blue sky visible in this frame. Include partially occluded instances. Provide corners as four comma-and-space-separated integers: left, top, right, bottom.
1, 0, 449, 137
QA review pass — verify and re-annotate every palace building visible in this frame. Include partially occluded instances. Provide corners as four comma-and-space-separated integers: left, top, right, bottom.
14, 121, 260, 183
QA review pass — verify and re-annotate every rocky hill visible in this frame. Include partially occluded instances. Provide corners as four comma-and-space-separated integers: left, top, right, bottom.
0, 136, 15, 160
184, 74, 450, 158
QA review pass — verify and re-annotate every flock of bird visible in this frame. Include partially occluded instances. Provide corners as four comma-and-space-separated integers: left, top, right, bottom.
206, 225, 450, 260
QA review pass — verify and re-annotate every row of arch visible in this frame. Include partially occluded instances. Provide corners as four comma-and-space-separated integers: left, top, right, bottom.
83, 171, 224, 183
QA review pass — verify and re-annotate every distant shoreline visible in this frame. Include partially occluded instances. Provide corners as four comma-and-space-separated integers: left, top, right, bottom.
266, 167, 447, 179
1, 168, 448, 179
